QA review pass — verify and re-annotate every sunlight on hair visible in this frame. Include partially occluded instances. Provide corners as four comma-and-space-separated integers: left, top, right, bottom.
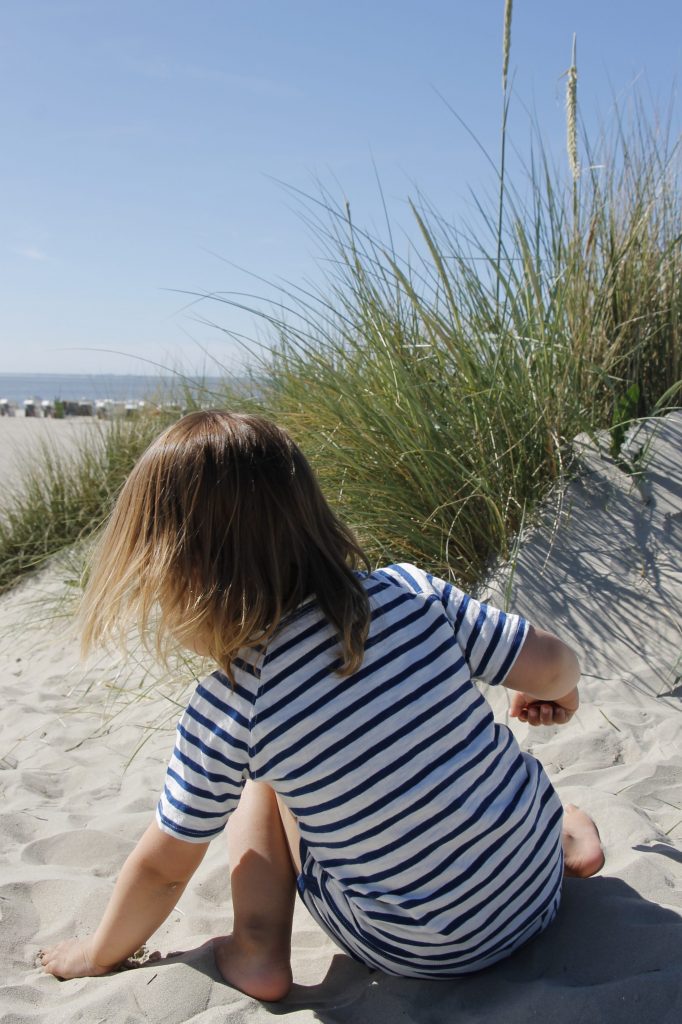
79, 410, 371, 682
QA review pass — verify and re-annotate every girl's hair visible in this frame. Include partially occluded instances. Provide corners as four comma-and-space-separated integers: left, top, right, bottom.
80, 410, 371, 680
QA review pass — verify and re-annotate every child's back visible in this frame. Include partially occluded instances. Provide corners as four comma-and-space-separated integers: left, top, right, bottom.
41, 411, 603, 997
159, 563, 563, 976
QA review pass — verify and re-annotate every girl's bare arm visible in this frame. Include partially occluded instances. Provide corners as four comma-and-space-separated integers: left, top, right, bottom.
41, 821, 209, 979
502, 624, 581, 726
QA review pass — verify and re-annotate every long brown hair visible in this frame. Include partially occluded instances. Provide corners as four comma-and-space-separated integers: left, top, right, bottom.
80, 410, 371, 679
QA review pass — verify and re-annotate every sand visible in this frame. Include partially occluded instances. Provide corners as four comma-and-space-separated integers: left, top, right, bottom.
0, 417, 103, 497
0, 413, 681, 1023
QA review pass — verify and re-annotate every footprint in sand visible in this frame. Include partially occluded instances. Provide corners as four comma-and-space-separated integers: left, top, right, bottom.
13, 771, 68, 801
20, 830, 133, 877
1, 876, 111, 957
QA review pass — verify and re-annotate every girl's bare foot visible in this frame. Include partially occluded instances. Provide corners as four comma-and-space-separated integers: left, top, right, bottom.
213, 933, 292, 1002
562, 804, 605, 878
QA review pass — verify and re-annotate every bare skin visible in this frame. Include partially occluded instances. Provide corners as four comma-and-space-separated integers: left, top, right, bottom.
213, 781, 298, 1002
39, 788, 604, 997
211, 791, 604, 1000
509, 686, 580, 726
561, 804, 605, 878
40, 824, 209, 981
213, 933, 293, 1004
504, 625, 582, 726
40, 627, 603, 998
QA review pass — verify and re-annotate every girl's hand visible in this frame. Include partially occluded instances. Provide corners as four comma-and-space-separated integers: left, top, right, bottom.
40, 937, 116, 980
509, 686, 579, 726
39, 822, 209, 983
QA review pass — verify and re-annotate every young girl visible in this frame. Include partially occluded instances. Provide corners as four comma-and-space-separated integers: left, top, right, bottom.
40, 410, 603, 1000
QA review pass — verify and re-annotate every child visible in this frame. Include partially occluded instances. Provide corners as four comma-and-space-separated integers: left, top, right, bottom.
40, 410, 603, 1000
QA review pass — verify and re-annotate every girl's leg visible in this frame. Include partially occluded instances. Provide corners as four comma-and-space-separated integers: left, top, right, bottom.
561, 804, 605, 877
214, 781, 298, 1001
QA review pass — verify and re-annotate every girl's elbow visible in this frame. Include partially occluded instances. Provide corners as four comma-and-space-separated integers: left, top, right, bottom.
549, 637, 581, 694
131, 821, 210, 885
505, 626, 580, 699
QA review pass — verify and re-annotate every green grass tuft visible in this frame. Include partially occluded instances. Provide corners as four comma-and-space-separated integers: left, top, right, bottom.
0, 415, 173, 594
210, 93, 681, 589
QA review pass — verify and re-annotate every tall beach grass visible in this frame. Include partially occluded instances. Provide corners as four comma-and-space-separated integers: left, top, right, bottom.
0, 6, 679, 603
215, 90, 681, 589
0, 10, 678, 769
0, 415, 172, 594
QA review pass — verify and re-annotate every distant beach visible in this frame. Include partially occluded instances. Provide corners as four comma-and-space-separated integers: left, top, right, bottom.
0, 373, 227, 407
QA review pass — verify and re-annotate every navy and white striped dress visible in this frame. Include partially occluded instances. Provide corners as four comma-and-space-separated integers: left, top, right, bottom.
156, 564, 564, 977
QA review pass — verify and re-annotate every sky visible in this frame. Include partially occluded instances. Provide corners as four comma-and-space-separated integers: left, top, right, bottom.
1, 0, 680, 376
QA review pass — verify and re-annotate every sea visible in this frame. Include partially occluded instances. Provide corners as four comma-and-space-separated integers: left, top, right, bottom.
0, 373, 230, 407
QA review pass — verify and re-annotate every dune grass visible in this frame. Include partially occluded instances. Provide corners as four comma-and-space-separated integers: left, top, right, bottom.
0, 10, 678, 770
0, 10, 679, 603
211, 89, 681, 590
0, 415, 172, 594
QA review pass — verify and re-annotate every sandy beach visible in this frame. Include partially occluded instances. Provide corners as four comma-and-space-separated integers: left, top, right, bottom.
0, 413, 681, 1023
0, 417, 103, 498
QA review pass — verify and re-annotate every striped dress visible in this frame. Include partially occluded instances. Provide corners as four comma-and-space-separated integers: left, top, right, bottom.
156, 564, 564, 977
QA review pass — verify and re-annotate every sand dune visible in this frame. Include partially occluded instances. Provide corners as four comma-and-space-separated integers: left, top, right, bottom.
0, 417, 102, 498
0, 414, 680, 1023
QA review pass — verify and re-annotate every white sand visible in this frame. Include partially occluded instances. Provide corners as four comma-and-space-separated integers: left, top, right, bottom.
0, 417, 103, 499
0, 413, 681, 1023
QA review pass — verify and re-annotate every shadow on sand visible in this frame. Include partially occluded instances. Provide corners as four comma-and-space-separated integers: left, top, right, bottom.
135, 875, 681, 1024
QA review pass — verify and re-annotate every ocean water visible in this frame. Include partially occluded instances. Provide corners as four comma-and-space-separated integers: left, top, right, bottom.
0, 373, 227, 406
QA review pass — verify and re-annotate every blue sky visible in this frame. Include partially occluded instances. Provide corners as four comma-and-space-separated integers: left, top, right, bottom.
1, 0, 680, 375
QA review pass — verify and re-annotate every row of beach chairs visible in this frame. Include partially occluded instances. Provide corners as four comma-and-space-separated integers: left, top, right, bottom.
0, 398, 160, 418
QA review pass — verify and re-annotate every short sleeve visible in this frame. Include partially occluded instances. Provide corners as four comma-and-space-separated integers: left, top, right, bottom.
379, 564, 528, 686
427, 573, 528, 685
156, 670, 253, 843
